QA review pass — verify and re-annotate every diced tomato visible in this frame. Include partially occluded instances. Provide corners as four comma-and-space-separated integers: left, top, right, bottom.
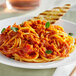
23, 44, 33, 52
75, 38, 76, 44
6, 54, 12, 58
7, 25, 11, 29
37, 20, 41, 24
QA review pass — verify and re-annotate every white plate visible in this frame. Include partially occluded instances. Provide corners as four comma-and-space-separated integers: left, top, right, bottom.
0, 14, 76, 69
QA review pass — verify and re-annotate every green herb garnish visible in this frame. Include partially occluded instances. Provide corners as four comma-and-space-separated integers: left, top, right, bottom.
1, 28, 5, 33
68, 33, 73, 36
46, 50, 53, 54
11, 27, 18, 32
45, 22, 50, 28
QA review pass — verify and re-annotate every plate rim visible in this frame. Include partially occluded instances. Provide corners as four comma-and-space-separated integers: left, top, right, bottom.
0, 15, 76, 69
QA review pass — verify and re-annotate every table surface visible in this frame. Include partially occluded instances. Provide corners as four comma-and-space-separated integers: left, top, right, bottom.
0, 4, 76, 76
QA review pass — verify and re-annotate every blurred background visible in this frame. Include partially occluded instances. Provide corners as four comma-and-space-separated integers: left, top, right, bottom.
0, 0, 76, 21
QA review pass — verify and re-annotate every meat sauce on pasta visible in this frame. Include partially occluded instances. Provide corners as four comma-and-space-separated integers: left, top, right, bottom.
0, 20, 75, 62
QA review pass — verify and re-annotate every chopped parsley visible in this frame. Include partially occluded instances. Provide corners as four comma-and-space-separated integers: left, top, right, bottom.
11, 27, 18, 32
1, 28, 6, 33
45, 22, 50, 28
68, 33, 73, 36
46, 50, 53, 54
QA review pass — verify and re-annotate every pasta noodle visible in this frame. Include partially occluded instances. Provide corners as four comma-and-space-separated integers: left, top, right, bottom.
0, 20, 75, 63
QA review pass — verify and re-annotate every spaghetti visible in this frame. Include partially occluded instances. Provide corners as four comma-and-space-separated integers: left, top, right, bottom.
0, 20, 75, 63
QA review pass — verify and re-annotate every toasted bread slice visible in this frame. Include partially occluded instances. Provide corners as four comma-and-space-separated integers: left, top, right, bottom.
28, 4, 71, 24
